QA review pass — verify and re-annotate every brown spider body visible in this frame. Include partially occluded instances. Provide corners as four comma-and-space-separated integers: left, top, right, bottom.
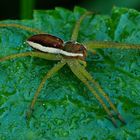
64, 41, 87, 60
27, 34, 87, 60
27, 34, 64, 49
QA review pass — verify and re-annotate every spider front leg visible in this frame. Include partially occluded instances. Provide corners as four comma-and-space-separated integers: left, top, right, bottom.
84, 40, 140, 50
77, 60, 126, 124
68, 60, 124, 127
26, 60, 66, 119
71, 11, 93, 41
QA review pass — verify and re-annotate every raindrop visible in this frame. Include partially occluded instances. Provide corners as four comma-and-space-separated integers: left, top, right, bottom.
42, 103, 45, 106
108, 27, 111, 31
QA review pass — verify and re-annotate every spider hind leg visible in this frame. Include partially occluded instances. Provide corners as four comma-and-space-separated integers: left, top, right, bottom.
0, 51, 63, 63
0, 23, 43, 34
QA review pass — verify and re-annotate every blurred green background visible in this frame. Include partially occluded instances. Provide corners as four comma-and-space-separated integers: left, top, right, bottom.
0, 0, 140, 19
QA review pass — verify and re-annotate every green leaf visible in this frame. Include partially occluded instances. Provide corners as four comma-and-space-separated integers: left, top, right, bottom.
0, 6, 140, 140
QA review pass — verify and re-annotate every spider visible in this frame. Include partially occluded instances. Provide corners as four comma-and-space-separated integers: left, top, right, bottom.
0, 11, 139, 127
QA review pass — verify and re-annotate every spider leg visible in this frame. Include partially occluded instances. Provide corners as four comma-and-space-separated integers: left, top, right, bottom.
68, 60, 118, 127
0, 23, 44, 34
26, 60, 66, 119
0, 51, 63, 62
77, 60, 126, 124
71, 11, 93, 41
84, 41, 140, 50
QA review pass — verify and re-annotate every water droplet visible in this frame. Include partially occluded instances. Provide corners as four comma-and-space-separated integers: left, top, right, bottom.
108, 27, 111, 31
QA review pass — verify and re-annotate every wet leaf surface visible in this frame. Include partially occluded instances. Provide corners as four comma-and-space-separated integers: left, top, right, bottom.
0, 7, 140, 140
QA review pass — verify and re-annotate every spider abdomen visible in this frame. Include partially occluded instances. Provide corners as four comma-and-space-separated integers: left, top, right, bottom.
27, 34, 87, 60
27, 34, 64, 49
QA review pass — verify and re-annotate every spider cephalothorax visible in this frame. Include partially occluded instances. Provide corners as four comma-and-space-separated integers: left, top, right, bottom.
27, 34, 87, 60
64, 41, 87, 60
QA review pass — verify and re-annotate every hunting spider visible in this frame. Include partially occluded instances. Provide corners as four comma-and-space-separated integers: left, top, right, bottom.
0, 11, 139, 127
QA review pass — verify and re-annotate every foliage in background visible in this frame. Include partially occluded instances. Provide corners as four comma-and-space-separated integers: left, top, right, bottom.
82, 0, 140, 14
18, 0, 140, 19
20, 0, 36, 19
1, 0, 140, 19
0, 7, 140, 140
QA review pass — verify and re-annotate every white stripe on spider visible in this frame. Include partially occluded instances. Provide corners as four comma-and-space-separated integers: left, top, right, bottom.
27, 41, 83, 57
